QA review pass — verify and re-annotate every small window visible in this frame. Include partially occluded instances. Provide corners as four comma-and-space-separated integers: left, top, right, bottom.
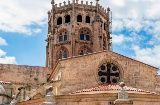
79, 28, 90, 41
59, 51, 62, 59
104, 23, 106, 30
86, 35, 90, 41
59, 33, 63, 42
86, 16, 90, 23
80, 50, 83, 55
59, 31, 68, 42
77, 15, 82, 22
57, 17, 62, 25
80, 34, 84, 40
65, 15, 70, 23
64, 50, 67, 58
64, 34, 68, 41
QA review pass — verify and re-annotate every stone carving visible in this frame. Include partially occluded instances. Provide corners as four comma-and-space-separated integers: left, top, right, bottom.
42, 86, 56, 105
114, 82, 133, 105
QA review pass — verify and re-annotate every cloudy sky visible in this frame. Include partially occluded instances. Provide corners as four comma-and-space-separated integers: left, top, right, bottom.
0, 0, 160, 74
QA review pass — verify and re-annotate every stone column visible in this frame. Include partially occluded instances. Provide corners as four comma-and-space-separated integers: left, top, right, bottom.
42, 86, 56, 105
114, 82, 133, 105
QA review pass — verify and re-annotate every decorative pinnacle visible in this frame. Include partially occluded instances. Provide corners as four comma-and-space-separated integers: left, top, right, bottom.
90, 1, 93, 5
81, 0, 83, 4
119, 82, 125, 90
107, 7, 110, 11
63, 1, 66, 5
76, 0, 78, 3
48, 86, 53, 92
51, 0, 55, 4
59, 3, 62, 7
48, 11, 51, 14
96, 0, 99, 2
68, 0, 71, 4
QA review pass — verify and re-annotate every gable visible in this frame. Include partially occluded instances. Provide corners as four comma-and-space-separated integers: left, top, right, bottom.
49, 51, 158, 94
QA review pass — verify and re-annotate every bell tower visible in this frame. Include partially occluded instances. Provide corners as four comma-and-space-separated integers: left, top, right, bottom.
46, 0, 112, 69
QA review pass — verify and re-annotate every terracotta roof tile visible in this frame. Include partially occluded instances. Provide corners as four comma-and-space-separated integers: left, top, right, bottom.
0, 81, 12, 85
70, 84, 155, 94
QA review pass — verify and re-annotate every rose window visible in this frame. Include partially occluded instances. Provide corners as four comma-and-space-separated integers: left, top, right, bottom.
98, 63, 120, 84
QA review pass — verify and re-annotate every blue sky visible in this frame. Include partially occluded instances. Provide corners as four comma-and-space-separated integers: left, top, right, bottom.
0, 0, 160, 74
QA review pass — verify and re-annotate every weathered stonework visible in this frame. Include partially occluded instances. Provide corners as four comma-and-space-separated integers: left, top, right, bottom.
0, 64, 52, 94
46, 0, 112, 69
49, 51, 159, 94
1, 0, 160, 104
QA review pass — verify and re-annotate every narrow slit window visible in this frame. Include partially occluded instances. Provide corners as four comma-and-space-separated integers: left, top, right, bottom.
64, 50, 67, 58
59, 51, 62, 59
59, 33, 63, 42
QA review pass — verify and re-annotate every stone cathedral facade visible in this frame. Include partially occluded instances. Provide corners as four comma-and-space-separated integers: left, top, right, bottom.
0, 0, 160, 105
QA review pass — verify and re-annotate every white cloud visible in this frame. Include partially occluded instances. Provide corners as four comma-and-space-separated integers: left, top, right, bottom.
112, 34, 125, 44
132, 45, 160, 68
0, 49, 17, 64
0, 49, 6, 57
100, 0, 160, 19
0, 37, 7, 46
0, 56, 17, 64
112, 32, 144, 46
0, 0, 51, 35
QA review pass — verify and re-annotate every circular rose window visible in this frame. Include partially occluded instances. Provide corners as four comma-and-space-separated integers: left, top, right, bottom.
98, 63, 120, 84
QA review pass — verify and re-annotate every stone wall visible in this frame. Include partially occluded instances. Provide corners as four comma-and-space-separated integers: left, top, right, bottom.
49, 51, 159, 95
0, 64, 52, 94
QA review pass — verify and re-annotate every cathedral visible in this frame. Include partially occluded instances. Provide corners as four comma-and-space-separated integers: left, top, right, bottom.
0, 0, 160, 105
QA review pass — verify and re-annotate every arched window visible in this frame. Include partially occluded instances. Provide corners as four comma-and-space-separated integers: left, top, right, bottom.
79, 28, 91, 41
65, 15, 70, 23
86, 32, 90, 41
57, 48, 68, 60
64, 50, 67, 58
59, 33, 63, 42
98, 63, 120, 84
80, 31, 84, 40
64, 32, 68, 41
58, 30, 68, 42
77, 15, 82, 22
59, 51, 62, 59
86, 16, 90, 23
57, 17, 62, 25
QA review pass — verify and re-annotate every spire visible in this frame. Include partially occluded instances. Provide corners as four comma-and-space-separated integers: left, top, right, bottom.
96, 0, 99, 14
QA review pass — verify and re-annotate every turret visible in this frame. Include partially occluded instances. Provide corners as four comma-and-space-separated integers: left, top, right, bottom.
46, 0, 112, 69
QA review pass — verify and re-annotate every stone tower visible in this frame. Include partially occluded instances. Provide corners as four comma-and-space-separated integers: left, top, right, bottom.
46, 0, 112, 69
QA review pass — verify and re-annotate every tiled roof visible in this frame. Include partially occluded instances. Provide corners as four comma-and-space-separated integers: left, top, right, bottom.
0, 81, 12, 85
70, 84, 155, 94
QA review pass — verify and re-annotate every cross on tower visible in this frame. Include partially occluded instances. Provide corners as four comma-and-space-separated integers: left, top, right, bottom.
98, 63, 119, 83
